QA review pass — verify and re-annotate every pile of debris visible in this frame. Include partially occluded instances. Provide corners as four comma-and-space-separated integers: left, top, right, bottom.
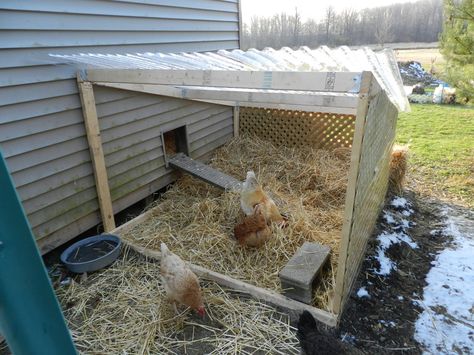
398, 61, 442, 86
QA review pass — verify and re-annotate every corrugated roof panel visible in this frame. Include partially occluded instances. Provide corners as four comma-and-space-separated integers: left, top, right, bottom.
50, 46, 409, 111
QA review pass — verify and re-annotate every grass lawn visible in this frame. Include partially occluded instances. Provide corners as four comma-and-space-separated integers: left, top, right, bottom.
396, 104, 474, 207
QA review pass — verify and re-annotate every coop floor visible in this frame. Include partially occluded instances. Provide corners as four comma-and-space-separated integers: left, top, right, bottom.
121, 135, 351, 310
54, 249, 301, 354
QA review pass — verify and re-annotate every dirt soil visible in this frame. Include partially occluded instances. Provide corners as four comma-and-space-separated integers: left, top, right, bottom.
337, 191, 452, 354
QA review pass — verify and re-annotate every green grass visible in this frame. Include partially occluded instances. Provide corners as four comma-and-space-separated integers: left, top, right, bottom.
396, 104, 474, 207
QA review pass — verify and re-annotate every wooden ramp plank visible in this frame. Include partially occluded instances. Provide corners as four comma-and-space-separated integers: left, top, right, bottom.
169, 153, 241, 191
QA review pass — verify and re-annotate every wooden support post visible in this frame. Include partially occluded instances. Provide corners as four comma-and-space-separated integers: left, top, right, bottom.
78, 81, 116, 232
233, 106, 240, 138
332, 71, 374, 316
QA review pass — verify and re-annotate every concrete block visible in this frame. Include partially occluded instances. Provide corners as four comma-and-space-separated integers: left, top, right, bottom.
279, 241, 331, 304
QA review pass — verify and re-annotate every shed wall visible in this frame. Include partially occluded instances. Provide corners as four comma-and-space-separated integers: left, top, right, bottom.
0, 0, 239, 253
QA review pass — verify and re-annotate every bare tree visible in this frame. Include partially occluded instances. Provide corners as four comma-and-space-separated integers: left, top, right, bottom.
324, 6, 336, 44
241, 0, 443, 50
374, 9, 394, 47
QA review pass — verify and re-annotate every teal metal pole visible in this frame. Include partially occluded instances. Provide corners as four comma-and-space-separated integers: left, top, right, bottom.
0, 149, 77, 355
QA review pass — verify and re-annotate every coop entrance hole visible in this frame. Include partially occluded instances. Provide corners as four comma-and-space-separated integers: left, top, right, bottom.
162, 126, 189, 167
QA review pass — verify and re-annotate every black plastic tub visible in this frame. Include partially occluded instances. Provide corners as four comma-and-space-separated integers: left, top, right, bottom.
60, 234, 121, 273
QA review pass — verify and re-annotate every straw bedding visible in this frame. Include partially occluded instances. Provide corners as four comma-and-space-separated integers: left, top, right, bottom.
55, 249, 300, 354
121, 135, 350, 310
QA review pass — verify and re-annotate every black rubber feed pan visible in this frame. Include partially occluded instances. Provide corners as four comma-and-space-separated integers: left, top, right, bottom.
60, 234, 121, 273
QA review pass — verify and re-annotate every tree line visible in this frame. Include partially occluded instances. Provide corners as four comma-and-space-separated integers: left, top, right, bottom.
241, 0, 443, 49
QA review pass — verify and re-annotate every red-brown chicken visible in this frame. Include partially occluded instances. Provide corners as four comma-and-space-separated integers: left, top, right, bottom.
160, 243, 205, 317
234, 204, 272, 247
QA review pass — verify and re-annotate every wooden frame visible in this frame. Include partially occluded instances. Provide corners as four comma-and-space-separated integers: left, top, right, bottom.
77, 80, 116, 232
83, 69, 362, 92
76, 69, 398, 327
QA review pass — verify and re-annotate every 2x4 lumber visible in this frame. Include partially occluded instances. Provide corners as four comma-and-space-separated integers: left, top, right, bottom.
85, 69, 362, 93
77, 81, 116, 232
332, 71, 374, 316
94, 82, 358, 109
233, 106, 240, 138
109, 214, 337, 327
204, 101, 356, 115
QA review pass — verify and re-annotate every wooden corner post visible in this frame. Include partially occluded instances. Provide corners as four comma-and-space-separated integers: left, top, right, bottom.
77, 78, 116, 232
233, 106, 240, 138
332, 71, 374, 317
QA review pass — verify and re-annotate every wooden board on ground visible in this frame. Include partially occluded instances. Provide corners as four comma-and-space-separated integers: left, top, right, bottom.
169, 153, 241, 191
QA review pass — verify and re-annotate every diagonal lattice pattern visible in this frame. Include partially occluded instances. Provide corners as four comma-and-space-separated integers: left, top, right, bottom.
239, 108, 356, 149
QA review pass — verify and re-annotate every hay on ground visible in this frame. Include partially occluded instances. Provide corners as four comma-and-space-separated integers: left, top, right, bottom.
55, 249, 300, 355
121, 135, 350, 310
388, 144, 409, 196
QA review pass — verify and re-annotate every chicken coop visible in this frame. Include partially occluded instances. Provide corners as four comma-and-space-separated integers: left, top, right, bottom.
50, 47, 407, 326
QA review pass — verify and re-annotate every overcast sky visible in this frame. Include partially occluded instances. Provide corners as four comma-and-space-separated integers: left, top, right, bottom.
240, 0, 418, 22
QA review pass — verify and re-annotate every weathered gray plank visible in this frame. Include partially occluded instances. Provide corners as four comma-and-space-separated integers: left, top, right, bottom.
104, 137, 163, 168
17, 160, 92, 201
190, 124, 233, 151
0, 11, 238, 32
100, 101, 194, 132
0, 79, 78, 106
96, 95, 163, 119
192, 131, 234, 159
1, 31, 238, 49
100, 103, 204, 143
1, 123, 85, 158
107, 148, 165, 180
0, 108, 83, 142
169, 153, 240, 190
22, 174, 95, 215
36, 171, 179, 254
0, 94, 81, 124
5, 137, 88, 174
187, 108, 232, 133
190, 115, 233, 142
1, 1, 238, 20
29, 186, 98, 229
0, 41, 240, 69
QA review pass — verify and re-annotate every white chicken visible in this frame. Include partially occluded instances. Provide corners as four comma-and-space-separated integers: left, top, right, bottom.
240, 171, 287, 227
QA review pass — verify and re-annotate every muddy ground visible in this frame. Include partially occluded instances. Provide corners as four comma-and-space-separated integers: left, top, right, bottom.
337, 191, 466, 354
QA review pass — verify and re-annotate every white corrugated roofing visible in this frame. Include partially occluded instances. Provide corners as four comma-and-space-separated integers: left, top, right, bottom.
51, 46, 409, 111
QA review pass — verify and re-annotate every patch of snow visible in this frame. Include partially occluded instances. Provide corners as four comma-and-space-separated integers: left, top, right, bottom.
415, 210, 474, 355
402, 209, 414, 217
383, 211, 396, 224
391, 196, 409, 208
340, 333, 357, 345
374, 248, 396, 275
397, 296, 404, 301
380, 320, 397, 327
357, 287, 370, 298
400, 219, 411, 230
379, 231, 418, 250
374, 231, 418, 275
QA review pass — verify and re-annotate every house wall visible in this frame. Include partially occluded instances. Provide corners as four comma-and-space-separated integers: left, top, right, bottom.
0, 0, 240, 253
